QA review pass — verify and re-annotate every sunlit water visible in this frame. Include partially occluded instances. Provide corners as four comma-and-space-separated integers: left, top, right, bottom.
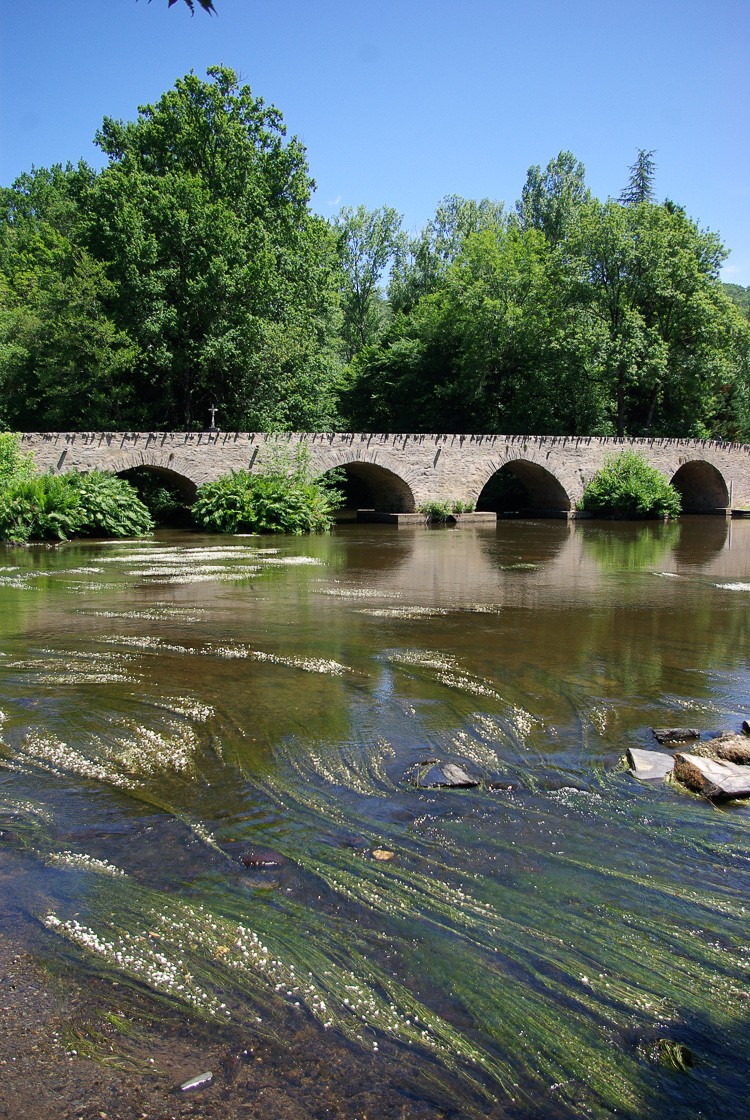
1, 519, 749, 1118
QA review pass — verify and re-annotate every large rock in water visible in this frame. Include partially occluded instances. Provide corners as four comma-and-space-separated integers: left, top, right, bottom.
652, 727, 700, 744
692, 732, 750, 765
627, 748, 674, 781
410, 761, 480, 789
674, 753, 750, 800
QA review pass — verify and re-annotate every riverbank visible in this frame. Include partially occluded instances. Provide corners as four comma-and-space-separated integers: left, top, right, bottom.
0, 927, 448, 1120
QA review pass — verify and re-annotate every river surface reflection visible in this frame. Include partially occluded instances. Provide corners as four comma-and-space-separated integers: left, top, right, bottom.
0, 519, 749, 1118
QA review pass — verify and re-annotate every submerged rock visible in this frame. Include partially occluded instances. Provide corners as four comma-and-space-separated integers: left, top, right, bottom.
409, 761, 481, 789
692, 732, 750, 765
674, 753, 750, 800
338, 833, 369, 850
238, 847, 285, 868
651, 727, 700, 744
627, 748, 674, 781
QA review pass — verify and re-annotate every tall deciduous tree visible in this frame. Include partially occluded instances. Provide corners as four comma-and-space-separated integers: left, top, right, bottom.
515, 151, 590, 244
85, 66, 342, 429
570, 198, 749, 437
389, 195, 506, 314
346, 225, 609, 434
0, 165, 138, 430
344, 155, 749, 441
332, 205, 405, 360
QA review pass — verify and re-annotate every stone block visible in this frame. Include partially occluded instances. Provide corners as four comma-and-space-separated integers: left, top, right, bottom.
674, 753, 750, 800
627, 748, 675, 781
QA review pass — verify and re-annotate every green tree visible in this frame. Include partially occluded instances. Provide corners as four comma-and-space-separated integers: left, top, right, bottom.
0, 169, 139, 430
346, 225, 608, 434
85, 66, 342, 430
389, 195, 506, 314
724, 282, 750, 320
332, 205, 406, 359
0, 72, 344, 433
570, 198, 750, 438
619, 149, 656, 206
515, 151, 590, 245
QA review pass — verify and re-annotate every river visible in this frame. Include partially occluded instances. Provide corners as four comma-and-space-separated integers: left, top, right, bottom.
0, 518, 748, 1119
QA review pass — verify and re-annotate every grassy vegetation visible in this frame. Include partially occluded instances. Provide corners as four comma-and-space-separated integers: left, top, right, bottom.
418, 499, 476, 523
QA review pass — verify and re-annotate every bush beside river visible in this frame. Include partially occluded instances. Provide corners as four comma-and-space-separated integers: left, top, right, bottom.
0, 433, 153, 542
0, 435, 342, 542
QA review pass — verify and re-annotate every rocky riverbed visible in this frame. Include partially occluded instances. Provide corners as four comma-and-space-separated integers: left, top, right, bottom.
0, 928, 450, 1120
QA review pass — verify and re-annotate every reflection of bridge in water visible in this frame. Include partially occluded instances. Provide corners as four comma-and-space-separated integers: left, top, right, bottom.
21, 432, 750, 517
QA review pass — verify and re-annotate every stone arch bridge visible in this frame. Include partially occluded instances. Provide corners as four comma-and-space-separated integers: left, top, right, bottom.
20, 432, 750, 517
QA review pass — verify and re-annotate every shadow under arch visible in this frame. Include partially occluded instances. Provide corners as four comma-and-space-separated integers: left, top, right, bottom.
476, 459, 571, 515
670, 461, 729, 513
318, 462, 416, 515
118, 464, 198, 504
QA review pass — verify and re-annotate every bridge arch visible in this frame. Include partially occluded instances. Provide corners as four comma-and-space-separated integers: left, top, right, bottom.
117, 464, 198, 502
475, 459, 571, 515
317, 460, 416, 514
670, 460, 729, 513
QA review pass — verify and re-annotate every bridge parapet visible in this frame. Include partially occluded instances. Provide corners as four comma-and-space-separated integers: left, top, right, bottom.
19, 432, 750, 515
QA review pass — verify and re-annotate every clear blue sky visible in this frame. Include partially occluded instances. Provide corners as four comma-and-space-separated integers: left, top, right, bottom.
2, 0, 748, 283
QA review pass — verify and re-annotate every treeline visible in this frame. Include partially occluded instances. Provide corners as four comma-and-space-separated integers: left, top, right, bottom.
1, 67, 749, 440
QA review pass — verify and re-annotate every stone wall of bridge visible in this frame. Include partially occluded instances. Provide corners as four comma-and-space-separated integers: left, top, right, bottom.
20, 431, 750, 514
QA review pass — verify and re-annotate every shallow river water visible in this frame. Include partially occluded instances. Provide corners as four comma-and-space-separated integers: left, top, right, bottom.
0, 518, 749, 1119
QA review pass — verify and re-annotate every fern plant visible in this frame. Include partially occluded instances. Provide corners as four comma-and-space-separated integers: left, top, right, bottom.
193, 467, 341, 535
68, 472, 154, 537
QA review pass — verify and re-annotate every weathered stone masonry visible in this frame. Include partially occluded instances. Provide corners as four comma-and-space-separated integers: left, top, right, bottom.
20, 432, 750, 514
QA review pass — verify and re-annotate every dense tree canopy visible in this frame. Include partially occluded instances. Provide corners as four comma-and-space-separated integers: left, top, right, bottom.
0, 165, 138, 429
389, 194, 506, 314
515, 151, 590, 245
0, 68, 343, 432
347, 154, 749, 439
724, 283, 750, 320
568, 197, 748, 437
1, 98, 747, 443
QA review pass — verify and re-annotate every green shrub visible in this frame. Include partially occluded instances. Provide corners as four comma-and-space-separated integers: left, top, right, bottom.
579, 450, 681, 520
0, 474, 83, 542
0, 434, 153, 542
192, 449, 342, 535
418, 500, 453, 523
418, 499, 475, 522
67, 471, 154, 537
0, 433, 35, 487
